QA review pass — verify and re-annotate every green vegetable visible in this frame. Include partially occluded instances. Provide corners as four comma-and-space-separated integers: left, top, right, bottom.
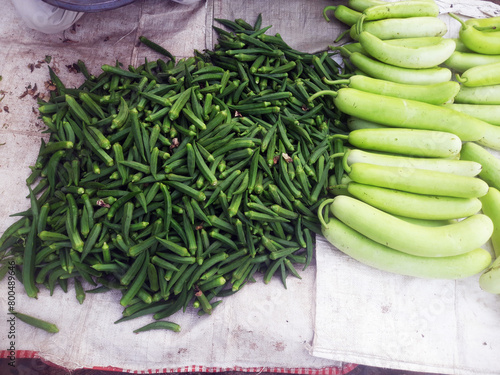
347, 162, 489, 198
479, 256, 500, 294
357, 31, 455, 69
346, 181, 482, 220
329, 195, 492, 257
443, 103, 500, 126
309, 88, 487, 141
443, 51, 500, 73
325, 75, 459, 105
346, 148, 482, 177
11, 311, 59, 333
457, 62, 500, 87
479, 187, 500, 258
318, 202, 492, 279
356, 0, 440, 34
460, 141, 500, 190
323, 5, 362, 25
133, 321, 181, 333
450, 13, 500, 55
348, 0, 386, 12
346, 51, 452, 85
474, 120, 500, 151
349, 16, 447, 40
337, 128, 462, 158
454, 84, 500, 105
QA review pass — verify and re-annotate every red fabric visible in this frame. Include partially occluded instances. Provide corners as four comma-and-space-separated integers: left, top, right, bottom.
0, 350, 358, 374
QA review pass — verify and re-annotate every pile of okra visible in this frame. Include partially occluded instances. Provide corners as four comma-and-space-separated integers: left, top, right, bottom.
0, 15, 349, 329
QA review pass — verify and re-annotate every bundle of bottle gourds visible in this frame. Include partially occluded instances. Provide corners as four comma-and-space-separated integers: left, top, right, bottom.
320, 0, 500, 294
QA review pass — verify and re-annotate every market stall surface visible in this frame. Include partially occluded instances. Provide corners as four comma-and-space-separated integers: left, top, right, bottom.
2, 1, 500, 375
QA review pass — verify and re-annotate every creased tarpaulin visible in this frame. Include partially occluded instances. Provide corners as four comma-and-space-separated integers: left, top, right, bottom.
312, 3, 500, 375
0, 0, 354, 373
436, 0, 500, 18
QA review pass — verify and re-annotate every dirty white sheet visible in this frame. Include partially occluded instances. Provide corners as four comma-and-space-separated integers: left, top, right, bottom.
312, 237, 500, 375
0, 0, 351, 373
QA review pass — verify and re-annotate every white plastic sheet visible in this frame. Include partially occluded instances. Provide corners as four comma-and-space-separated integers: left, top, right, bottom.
312, 237, 500, 375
